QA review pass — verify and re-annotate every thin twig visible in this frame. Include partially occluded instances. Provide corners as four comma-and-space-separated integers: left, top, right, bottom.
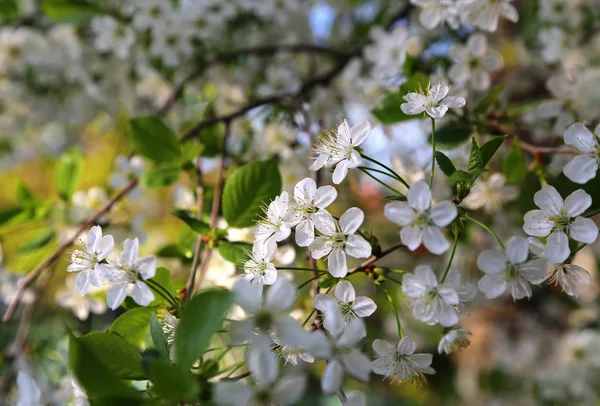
347, 241, 406, 275
186, 154, 205, 298
219, 371, 251, 382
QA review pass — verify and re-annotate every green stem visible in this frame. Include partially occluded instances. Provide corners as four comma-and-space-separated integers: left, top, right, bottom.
585, 208, 600, 218
570, 243, 587, 257
297, 274, 322, 290
217, 361, 245, 376
385, 274, 403, 286
462, 214, 505, 249
429, 118, 436, 188
360, 153, 410, 188
203, 344, 247, 353
279, 267, 328, 273
440, 231, 459, 283
146, 279, 178, 308
359, 166, 402, 183
358, 167, 404, 196
385, 289, 403, 338
303, 285, 333, 326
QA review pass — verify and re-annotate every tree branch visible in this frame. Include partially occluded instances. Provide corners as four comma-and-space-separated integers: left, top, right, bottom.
347, 241, 406, 275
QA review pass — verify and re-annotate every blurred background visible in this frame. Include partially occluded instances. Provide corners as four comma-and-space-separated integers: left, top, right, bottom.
1, 0, 600, 405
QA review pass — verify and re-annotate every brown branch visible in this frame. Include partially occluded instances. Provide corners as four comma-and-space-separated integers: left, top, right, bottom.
186, 155, 205, 298
219, 371, 251, 382
347, 241, 406, 275
488, 120, 580, 155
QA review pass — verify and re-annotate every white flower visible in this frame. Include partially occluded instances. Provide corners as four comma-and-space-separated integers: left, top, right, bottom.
309, 208, 372, 278
372, 337, 435, 383
462, 173, 518, 213
70, 187, 109, 223
402, 266, 475, 327
106, 238, 156, 310
243, 240, 278, 292
320, 319, 372, 394
271, 335, 315, 366
462, 0, 519, 32
562, 123, 600, 184
67, 226, 113, 296
523, 185, 598, 263
363, 26, 409, 80
108, 155, 145, 196
309, 120, 371, 184
438, 328, 472, 354
410, 0, 460, 30
401, 82, 466, 119
230, 279, 309, 348
56, 276, 106, 320
16, 371, 41, 406
528, 237, 592, 297
214, 339, 307, 406
287, 177, 337, 246
448, 33, 503, 92
477, 236, 547, 300
90, 16, 135, 59
254, 192, 293, 246
385, 181, 457, 255
346, 392, 367, 406
313, 280, 377, 336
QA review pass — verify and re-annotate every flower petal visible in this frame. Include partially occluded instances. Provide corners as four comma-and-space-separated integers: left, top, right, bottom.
314, 185, 337, 208
401, 225, 423, 251
265, 278, 297, 313
328, 248, 348, 278
332, 159, 350, 184
345, 234, 372, 258
407, 181, 431, 212
132, 281, 154, 307
545, 231, 570, 264
563, 155, 599, 185
534, 185, 564, 214
564, 122, 597, 153
335, 280, 355, 302
477, 250, 507, 274
523, 210, 554, 237
339, 207, 364, 235
430, 201, 458, 227
570, 217, 599, 244
505, 236, 529, 264
352, 296, 377, 317
565, 190, 592, 217
384, 202, 416, 226
350, 120, 371, 146
422, 226, 450, 255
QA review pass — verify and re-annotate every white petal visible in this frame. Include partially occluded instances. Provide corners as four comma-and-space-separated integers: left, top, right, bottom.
86, 226, 101, 248
106, 283, 128, 310
352, 296, 377, 317
313, 211, 336, 235
401, 100, 426, 116
565, 190, 593, 217
477, 250, 507, 274
396, 336, 417, 355
340, 207, 364, 235
430, 201, 458, 227
478, 274, 507, 299
570, 217, 599, 244
272, 375, 307, 404
372, 357, 395, 377
321, 360, 343, 394
309, 237, 333, 259
340, 349, 371, 381
328, 248, 348, 278
564, 155, 599, 184
534, 185, 564, 214
137, 255, 156, 280
564, 122, 597, 153
422, 226, 450, 255
75, 270, 91, 296
350, 120, 371, 146
527, 237, 546, 258
407, 181, 431, 212
332, 159, 350, 184
467, 33, 487, 57
294, 177, 316, 203
95, 235, 114, 261
213, 382, 252, 406
247, 339, 278, 388
401, 225, 423, 251
265, 278, 297, 313
384, 202, 416, 226
314, 186, 337, 208
121, 238, 139, 268
426, 105, 448, 119
233, 279, 262, 314
335, 280, 355, 302
345, 234, 372, 258
523, 210, 554, 237
372, 339, 396, 356
132, 281, 154, 306
505, 236, 529, 264
346, 392, 367, 406
442, 96, 466, 108
295, 219, 315, 247
545, 231, 570, 264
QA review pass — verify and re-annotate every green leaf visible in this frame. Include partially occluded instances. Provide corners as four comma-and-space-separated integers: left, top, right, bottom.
68, 332, 140, 400
56, 148, 83, 200
140, 164, 181, 188
175, 289, 235, 368
218, 240, 252, 264
434, 151, 456, 177
171, 210, 210, 234
0, 207, 23, 226
222, 158, 282, 228
474, 84, 504, 116
372, 72, 429, 124
384, 195, 407, 201
16, 181, 38, 207
129, 116, 181, 163
503, 138, 527, 182
148, 267, 173, 307
40, 0, 100, 22
448, 170, 473, 182
109, 308, 153, 347
148, 361, 199, 401
17, 229, 55, 254
467, 137, 483, 173
431, 123, 473, 150
177, 227, 196, 259
480, 135, 507, 167
198, 123, 224, 158
150, 313, 169, 359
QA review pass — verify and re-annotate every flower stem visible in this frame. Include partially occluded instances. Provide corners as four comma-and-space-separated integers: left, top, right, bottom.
359, 166, 401, 182
385, 274, 403, 286
297, 274, 322, 290
358, 167, 405, 196
462, 214, 505, 249
385, 289, 403, 338
429, 118, 436, 188
360, 153, 410, 188
146, 279, 179, 309
279, 267, 328, 273
585, 208, 600, 218
440, 231, 459, 283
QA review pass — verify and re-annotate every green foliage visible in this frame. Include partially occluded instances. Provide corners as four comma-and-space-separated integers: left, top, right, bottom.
17, 228, 55, 254
434, 151, 456, 177
129, 116, 181, 163
448, 170, 473, 182
503, 138, 527, 182
480, 135, 507, 167
467, 137, 483, 173
198, 123, 224, 157
148, 267, 173, 307
16, 181, 38, 207
371, 72, 429, 124
474, 84, 505, 117
40, 0, 101, 23
56, 147, 83, 200
140, 164, 182, 188
148, 361, 200, 402
432, 122, 473, 150
218, 240, 252, 264
150, 313, 169, 359
174, 289, 235, 368
172, 210, 210, 234
109, 308, 153, 346
222, 158, 282, 228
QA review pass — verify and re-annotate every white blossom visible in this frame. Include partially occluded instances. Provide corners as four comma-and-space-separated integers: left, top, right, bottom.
448, 33, 503, 92
67, 226, 113, 296
309, 208, 372, 278
402, 265, 475, 327
254, 192, 293, 246
410, 0, 460, 30
385, 181, 457, 255
528, 237, 592, 297
477, 236, 547, 300
243, 240, 278, 292
438, 328, 472, 354
401, 83, 466, 119
372, 337, 435, 383
523, 185, 598, 263
309, 120, 371, 184
461, 0, 519, 32
56, 276, 106, 320
313, 280, 377, 336
363, 26, 409, 80
16, 371, 41, 406
286, 177, 337, 247
90, 16, 135, 59
105, 238, 156, 310
462, 173, 518, 213
562, 123, 600, 184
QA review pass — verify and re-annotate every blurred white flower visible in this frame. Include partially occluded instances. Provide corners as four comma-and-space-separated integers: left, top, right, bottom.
448, 33, 503, 92
462, 173, 518, 213
364, 26, 409, 80
56, 276, 106, 320
410, 0, 459, 30
90, 16, 135, 59
16, 371, 41, 406
438, 328, 472, 354
461, 0, 519, 32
